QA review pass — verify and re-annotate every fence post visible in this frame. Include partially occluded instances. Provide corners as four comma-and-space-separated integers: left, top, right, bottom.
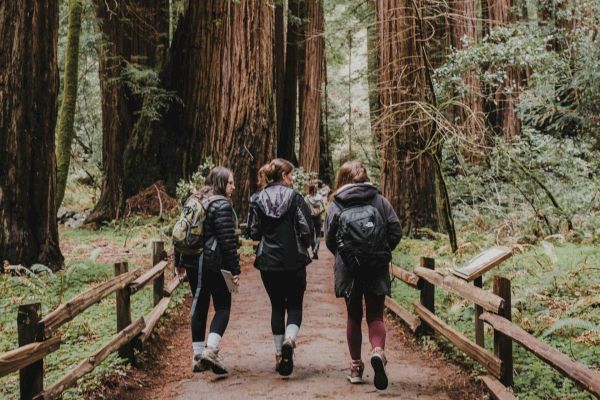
18, 303, 43, 400
419, 257, 435, 335
493, 276, 513, 386
474, 276, 484, 347
152, 240, 165, 306
115, 262, 134, 361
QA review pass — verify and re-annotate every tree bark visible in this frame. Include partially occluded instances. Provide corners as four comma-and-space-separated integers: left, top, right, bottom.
299, 0, 325, 174
56, 0, 84, 211
87, 0, 169, 224
486, 0, 521, 141
163, 0, 276, 218
278, 0, 301, 163
450, 0, 486, 160
0, 1, 64, 270
376, 0, 441, 234
319, 59, 333, 185
274, 1, 286, 151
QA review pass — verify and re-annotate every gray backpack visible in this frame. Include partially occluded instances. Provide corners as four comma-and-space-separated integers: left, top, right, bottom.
172, 194, 226, 255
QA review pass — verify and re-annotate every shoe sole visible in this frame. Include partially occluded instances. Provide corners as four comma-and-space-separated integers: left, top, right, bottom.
371, 356, 388, 390
346, 375, 364, 384
201, 358, 228, 375
193, 361, 208, 373
279, 343, 294, 376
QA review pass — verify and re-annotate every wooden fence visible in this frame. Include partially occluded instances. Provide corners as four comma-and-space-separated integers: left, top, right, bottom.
0, 240, 182, 400
385, 257, 600, 399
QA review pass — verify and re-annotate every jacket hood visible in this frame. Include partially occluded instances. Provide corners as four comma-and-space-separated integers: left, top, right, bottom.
333, 182, 379, 205
257, 183, 295, 218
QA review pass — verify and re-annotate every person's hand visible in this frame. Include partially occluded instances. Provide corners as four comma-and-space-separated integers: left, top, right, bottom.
176, 266, 186, 279
232, 275, 240, 286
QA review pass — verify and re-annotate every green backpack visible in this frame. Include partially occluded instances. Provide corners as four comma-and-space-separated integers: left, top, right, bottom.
172, 194, 226, 255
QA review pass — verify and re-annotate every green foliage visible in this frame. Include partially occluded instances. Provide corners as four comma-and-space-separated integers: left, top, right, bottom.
175, 158, 216, 203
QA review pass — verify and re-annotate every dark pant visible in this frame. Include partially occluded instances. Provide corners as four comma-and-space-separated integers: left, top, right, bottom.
186, 266, 231, 342
345, 292, 386, 360
260, 269, 306, 335
311, 217, 322, 254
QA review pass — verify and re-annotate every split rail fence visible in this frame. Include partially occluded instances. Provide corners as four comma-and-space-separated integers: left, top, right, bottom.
0, 240, 181, 400
385, 257, 600, 399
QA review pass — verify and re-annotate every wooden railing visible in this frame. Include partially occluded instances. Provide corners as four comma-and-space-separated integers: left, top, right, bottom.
0, 240, 182, 400
386, 257, 600, 400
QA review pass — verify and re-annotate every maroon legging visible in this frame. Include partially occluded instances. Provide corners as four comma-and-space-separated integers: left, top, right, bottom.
345, 293, 386, 360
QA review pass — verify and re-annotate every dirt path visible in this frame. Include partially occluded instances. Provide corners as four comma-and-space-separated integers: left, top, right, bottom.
104, 242, 484, 399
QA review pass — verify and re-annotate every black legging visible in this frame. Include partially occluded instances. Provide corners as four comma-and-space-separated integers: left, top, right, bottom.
186, 266, 231, 342
260, 269, 306, 335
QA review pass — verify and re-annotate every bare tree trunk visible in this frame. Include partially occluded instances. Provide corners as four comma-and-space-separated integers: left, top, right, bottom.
450, 0, 486, 159
319, 60, 333, 185
377, 0, 441, 233
487, 0, 521, 141
164, 0, 276, 218
299, 0, 325, 174
56, 0, 84, 211
279, 0, 302, 163
86, 0, 169, 224
274, 1, 286, 150
0, 1, 64, 270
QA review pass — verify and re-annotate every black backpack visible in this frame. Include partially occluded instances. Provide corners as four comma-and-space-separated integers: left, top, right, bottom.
333, 200, 390, 273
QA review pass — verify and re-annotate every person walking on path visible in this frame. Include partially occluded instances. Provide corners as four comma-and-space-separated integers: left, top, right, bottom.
174, 166, 240, 375
248, 158, 314, 376
325, 160, 402, 390
305, 183, 326, 259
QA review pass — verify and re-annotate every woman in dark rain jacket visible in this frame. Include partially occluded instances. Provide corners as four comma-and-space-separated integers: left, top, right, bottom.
248, 158, 313, 377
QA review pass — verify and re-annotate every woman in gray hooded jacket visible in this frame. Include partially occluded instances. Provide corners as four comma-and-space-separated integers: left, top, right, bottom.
248, 158, 314, 376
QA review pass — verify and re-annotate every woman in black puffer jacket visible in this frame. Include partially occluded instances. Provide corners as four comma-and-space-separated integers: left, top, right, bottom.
175, 166, 240, 375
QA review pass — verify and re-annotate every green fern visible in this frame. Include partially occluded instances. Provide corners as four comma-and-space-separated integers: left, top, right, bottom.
541, 318, 600, 338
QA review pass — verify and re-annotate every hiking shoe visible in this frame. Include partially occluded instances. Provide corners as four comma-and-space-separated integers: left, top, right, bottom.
201, 346, 228, 375
346, 359, 364, 384
192, 354, 207, 373
370, 347, 388, 390
275, 354, 282, 373
278, 338, 295, 376
312, 253, 319, 260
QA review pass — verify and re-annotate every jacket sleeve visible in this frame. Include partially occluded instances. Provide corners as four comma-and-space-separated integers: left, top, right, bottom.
212, 200, 241, 275
379, 196, 402, 250
325, 202, 340, 253
295, 194, 313, 249
248, 201, 262, 241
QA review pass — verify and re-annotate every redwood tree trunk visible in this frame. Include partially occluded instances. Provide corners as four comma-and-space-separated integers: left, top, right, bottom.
377, 0, 441, 233
450, 0, 485, 158
278, 0, 301, 163
487, 0, 521, 141
87, 0, 169, 224
164, 0, 276, 217
0, 1, 64, 270
299, 0, 325, 174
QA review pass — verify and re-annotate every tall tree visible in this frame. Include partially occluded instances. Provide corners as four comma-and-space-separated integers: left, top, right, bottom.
299, 0, 325, 173
163, 0, 276, 217
319, 60, 333, 184
0, 1, 64, 270
377, 0, 441, 233
56, 0, 84, 210
278, 0, 302, 163
86, 0, 169, 223
450, 0, 486, 157
274, 1, 286, 148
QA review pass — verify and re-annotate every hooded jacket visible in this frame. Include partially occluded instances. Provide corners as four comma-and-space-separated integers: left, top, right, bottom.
249, 183, 313, 271
325, 183, 402, 298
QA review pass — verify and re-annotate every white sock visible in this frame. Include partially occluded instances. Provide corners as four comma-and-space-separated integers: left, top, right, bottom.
192, 341, 205, 356
206, 332, 222, 349
273, 334, 284, 354
285, 324, 300, 341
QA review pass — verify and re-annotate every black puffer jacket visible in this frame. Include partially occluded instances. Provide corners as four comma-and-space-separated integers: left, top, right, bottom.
249, 183, 313, 271
325, 183, 402, 298
176, 198, 240, 276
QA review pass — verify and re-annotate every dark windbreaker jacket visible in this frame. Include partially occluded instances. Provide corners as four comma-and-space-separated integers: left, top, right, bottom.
248, 183, 314, 271
325, 183, 402, 298
175, 197, 240, 276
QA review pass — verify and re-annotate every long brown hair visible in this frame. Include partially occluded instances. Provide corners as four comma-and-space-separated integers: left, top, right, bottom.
204, 166, 233, 197
257, 164, 269, 190
334, 160, 370, 191
264, 158, 294, 184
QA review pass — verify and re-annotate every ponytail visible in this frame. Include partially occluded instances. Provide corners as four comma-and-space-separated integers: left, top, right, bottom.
264, 158, 294, 183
